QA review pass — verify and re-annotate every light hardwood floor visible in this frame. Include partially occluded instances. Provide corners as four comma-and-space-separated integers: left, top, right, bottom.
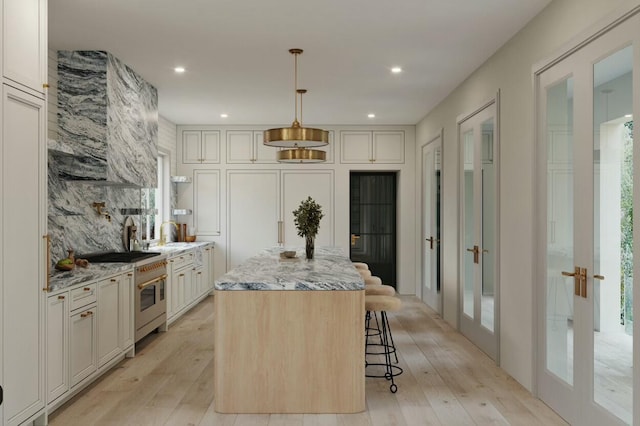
48, 295, 568, 426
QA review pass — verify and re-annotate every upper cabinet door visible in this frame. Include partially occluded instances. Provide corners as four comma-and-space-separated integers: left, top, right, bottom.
253, 131, 277, 164
2, 0, 47, 96
201, 131, 220, 163
226, 130, 254, 163
182, 131, 202, 164
340, 131, 371, 163
373, 131, 404, 163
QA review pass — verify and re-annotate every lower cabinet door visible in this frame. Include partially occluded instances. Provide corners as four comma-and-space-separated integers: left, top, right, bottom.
47, 293, 69, 404
70, 306, 97, 387
97, 277, 121, 367
120, 272, 134, 349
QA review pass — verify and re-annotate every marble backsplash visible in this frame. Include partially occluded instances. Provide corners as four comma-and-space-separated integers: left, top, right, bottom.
48, 150, 178, 265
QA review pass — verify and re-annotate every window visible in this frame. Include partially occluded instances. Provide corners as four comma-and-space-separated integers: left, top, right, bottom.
141, 151, 170, 241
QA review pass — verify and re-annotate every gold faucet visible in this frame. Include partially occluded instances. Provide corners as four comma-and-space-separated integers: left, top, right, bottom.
158, 221, 178, 246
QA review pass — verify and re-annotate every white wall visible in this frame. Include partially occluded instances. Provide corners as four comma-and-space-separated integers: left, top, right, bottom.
414, 0, 637, 391
158, 116, 177, 175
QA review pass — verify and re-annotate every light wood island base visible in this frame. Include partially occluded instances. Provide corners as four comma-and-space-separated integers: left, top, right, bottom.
214, 290, 365, 413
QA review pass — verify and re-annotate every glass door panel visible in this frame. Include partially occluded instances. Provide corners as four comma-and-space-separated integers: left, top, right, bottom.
481, 117, 496, 332
592, 44, 633, 424
546, 76, 575, 386
463, 128, 475, 319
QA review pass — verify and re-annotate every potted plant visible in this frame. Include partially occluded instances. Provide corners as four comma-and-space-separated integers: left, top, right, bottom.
292, 196, 324, 259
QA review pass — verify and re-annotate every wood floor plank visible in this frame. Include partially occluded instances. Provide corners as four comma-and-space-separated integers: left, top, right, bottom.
48, 295, 567, 426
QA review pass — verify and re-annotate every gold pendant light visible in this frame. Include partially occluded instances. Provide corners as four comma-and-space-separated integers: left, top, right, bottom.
264, 49, 329, 153
277, 88, 327, 163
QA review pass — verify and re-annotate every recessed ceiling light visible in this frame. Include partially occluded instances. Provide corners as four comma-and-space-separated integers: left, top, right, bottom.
220, 113, 228, 118
625, 114, 632, 118
174, 66, 185, 73
391, 67, 402, 74
368, 113, 375, 118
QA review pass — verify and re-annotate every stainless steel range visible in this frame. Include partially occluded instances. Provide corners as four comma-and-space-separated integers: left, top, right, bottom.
134, 256, 168, 342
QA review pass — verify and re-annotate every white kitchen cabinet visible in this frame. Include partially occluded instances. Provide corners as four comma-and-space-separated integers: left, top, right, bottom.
182, 130, 220, 164
70, 306, 97, 387
227, 170, 335, 268
340, 130, 404, 164
46, 293, 69, 405
2, 0, 47, 96
120, 272, 135, 351
193, 266, 205, 297
227, 170, 281, 269
1, 84, 46, 426
193, 170, 220, 236
226, 130, 277, 164
97, 276, 121, 367
281, 170, 334, 247
171, 264, 192, 318
205, 245, 215, 291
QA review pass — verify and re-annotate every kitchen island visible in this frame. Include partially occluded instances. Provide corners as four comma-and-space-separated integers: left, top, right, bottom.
214, 247, 365, 414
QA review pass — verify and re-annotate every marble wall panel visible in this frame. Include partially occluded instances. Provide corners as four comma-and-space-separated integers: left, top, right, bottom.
57, 51, 158, 187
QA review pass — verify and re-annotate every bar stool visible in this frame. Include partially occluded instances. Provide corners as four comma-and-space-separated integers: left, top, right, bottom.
364, 282, 394, 349
364, 295, 403, 393
364, 276, 382, 286
364, 284, 398, 362
353, 262, 369, 270
358, 269, 372, 279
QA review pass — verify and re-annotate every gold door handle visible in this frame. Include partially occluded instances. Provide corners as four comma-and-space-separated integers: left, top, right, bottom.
562, 267, 587, 297
466, 245, 479, 264
351, 234, 361, 246
593, 274, 605, 280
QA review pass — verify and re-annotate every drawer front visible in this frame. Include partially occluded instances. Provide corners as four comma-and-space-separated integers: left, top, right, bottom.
169, 252, 194, 270
70, 283, 97, 311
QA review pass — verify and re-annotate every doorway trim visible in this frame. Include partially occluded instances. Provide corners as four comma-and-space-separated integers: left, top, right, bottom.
420, 129, 445, 315
456, 90, 501, 364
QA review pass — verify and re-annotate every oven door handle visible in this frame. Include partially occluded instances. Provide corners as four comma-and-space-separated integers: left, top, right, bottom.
137, 274, 168, 290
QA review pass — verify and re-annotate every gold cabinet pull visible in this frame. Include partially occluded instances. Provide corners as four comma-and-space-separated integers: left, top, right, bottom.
80, 311, 93, 318
84, 287, 91, 291
593, 274, 605, 280
110, 278, 117, 282
58, 295, 65, 300
351, 234, 361, 246
43, 234, 51, 292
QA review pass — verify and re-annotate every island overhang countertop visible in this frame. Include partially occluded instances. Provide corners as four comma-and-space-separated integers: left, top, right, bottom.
215, 246, 364, 291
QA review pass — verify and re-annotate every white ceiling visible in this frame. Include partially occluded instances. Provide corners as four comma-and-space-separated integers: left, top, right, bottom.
49, 0, 551, 126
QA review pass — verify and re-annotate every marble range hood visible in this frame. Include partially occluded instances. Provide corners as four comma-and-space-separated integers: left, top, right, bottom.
56, 51, 158, 188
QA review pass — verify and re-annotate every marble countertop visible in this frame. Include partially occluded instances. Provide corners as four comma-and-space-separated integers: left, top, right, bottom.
215, 246, 364, 291
48, 241, 214, 293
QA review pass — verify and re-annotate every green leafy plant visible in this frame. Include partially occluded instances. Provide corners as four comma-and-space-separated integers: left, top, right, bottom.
292, 196, 324, 239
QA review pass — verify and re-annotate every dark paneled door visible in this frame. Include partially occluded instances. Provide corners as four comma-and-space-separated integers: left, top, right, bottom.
350, 172, 397, 287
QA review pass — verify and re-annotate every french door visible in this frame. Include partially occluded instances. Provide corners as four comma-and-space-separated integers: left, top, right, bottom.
536, 10, 639, 425
421, 134, 442, 313
459, 98, 499, 361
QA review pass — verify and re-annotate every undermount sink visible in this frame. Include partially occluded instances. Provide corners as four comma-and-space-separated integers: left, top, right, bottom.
80, 251, 162, 263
